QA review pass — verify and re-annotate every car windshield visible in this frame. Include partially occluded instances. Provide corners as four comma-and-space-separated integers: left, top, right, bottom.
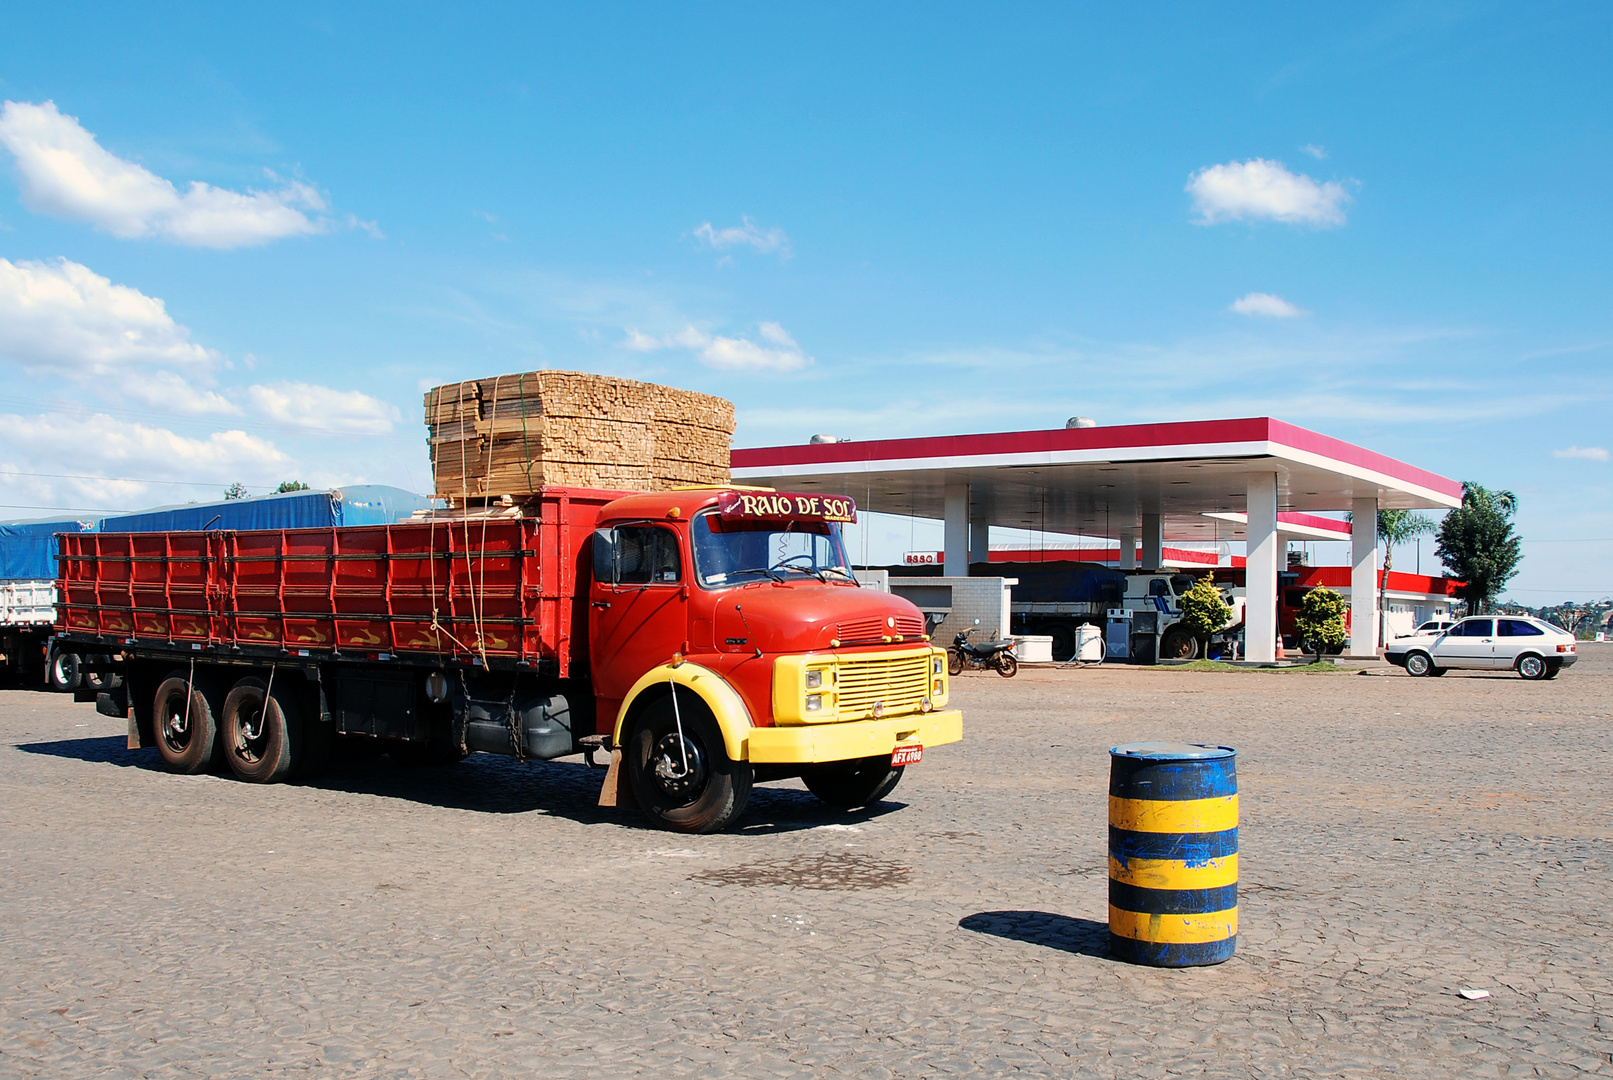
690, 510, 855, 588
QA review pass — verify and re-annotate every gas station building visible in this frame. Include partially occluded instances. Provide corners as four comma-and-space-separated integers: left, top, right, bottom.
732, 417, 1463, 662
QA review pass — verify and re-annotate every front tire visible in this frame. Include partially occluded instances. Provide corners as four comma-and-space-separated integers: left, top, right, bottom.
1404, 652, 1435, 677
995, 652, 1019, 677
1517, 654, 1548, 680
803, 756, 904, 810
626, 694, 751, 833
1159, 628, 1199, 661
221, 676, 303, 783
152, 673, 221, 774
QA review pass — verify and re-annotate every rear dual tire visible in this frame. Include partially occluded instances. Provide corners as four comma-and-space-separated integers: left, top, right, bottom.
221, 676, 303, 784
152, 673, 222, 774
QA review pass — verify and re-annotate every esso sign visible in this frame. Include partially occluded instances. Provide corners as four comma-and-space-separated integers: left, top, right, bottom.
903, 551, 939, 565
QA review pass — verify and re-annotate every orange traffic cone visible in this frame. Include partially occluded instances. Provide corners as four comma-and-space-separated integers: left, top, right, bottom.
1275, 633, 1286, 660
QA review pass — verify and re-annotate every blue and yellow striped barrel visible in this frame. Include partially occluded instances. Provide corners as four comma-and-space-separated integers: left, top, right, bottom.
1108, 741, 1237, 967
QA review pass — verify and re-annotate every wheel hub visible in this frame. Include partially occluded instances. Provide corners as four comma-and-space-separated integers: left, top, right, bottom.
650, 732, 707, 804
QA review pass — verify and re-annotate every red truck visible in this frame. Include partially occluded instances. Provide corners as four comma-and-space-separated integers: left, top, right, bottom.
58, 486, 961, 833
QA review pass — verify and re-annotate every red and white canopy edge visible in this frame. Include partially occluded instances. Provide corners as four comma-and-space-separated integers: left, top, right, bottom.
731, 417, 1462, 663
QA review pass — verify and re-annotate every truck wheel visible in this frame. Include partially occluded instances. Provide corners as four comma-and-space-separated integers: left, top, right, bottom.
152, 673, 221, 774
803, 756, 904, 810
221, 676, 303, 784
47, 651, 80, 692
1048, 625, 1075, 663
1159, 628, 1199, 661
626, 694, 751, 833
995, 652, 1019, 678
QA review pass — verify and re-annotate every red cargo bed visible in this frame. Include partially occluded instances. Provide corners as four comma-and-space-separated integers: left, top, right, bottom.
56, 488, 624, 676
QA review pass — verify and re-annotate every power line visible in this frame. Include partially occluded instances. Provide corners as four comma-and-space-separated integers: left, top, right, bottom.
0, 503, 133, 515
0, 469, 225, 488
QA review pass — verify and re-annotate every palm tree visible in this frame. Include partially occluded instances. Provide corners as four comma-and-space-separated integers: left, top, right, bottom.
1376, 509, 1436, 647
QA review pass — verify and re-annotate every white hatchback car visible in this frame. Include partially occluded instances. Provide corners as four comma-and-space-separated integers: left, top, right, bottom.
1386, 615, 1578, 679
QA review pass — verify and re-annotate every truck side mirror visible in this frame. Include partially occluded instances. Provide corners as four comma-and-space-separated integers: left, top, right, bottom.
591, 528, 616, 585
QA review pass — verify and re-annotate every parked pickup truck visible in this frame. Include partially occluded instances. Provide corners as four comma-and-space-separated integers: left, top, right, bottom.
59, 487, 961, 832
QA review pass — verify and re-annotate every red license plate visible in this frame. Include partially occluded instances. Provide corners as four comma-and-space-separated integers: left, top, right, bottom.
891, 744, 924, 767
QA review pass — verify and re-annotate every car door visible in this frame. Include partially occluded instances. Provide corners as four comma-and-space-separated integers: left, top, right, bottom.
1432, 618, 1496, 668
1495, 618, 1546, 668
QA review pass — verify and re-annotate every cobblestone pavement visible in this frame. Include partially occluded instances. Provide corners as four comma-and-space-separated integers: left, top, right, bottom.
2, 648, 1611, 1078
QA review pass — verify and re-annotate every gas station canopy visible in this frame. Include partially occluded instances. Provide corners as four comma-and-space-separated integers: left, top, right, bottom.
731, 416, 1463, 663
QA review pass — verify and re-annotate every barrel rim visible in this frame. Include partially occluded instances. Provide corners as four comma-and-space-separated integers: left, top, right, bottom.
1110, 741, 1235, 760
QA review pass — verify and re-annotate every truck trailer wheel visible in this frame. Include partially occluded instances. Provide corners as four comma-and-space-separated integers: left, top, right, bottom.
152, 673, 222, 774
802, 756, 904, 810
221, 676, 303, 784
625, 694, 752, 834
47, 651, 80, 692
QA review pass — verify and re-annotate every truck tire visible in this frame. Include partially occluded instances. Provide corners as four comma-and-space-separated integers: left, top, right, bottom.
625, 694, 751, 834
221, 675, 303, 784
152, 673, 222, 774
47, 651, 80, 692
1159, 628, 1199, 661
802, 756, 904, 810
1048, 624, 1076, 663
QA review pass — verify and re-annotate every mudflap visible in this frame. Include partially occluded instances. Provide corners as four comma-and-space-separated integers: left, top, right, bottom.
597, 747, 640, 810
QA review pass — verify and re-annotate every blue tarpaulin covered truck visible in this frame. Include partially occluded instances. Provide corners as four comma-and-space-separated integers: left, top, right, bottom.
0, 486, 431, 688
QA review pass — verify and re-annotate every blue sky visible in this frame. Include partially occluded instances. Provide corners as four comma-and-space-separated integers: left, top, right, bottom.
0, 4, 1609, 601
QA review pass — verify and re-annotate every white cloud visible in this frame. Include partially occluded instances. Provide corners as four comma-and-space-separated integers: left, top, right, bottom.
621, 321, 811, 373
246, 382, 402, 435
0, 256, 218, 379
1230, 292, 1309, 318
1186, 158, 1351, 226
0, 100, 328, 248
1302, 144, 1327, 159
692, 216, 791, 256
1553, 446, 1610, 461
121, 370, 241, 416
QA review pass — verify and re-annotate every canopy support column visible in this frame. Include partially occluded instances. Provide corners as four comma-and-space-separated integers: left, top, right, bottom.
969, 510, 989, 565
1245, 473, 1279, 663
1119, 527, 1137, 569
1352, 497, 1380, 658
944, 483, 970, 577
1141, 513, 1163, 570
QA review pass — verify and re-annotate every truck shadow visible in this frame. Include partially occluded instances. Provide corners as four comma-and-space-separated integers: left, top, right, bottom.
14, 736, 903, 834
959, 910, 1114, 960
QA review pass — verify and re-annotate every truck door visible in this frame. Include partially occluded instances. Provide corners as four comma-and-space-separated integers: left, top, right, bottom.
589, 524, 689, 708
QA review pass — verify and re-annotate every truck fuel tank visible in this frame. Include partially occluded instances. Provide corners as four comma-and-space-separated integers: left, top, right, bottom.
460, 691, 580, 759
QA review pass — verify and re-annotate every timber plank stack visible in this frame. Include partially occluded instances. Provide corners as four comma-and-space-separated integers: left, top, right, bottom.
424, 371, 734, 499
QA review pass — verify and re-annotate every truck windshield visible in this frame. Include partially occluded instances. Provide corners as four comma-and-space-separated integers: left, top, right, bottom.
691, 510, 855, 588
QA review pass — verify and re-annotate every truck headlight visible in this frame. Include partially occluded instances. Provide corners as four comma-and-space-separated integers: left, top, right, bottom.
805, 668, 824, 689
805, 694, 824, 712
932, 655, 944, 675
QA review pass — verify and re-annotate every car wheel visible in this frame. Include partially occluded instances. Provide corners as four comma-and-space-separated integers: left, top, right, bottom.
1516, 654, 1547, 680
1404, 652, 1434, 677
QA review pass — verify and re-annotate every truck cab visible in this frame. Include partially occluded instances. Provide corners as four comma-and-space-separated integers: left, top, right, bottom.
588, 488, 961, 831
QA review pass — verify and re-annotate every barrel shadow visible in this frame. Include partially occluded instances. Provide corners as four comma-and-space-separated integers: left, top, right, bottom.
959, 910, 1114, 960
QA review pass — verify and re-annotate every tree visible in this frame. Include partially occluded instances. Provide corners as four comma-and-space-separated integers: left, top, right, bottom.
1179, 575, 1233, 653
1435, 482, 1522, 615
274, 481, 311, 493
223, 482, 249, 500
1294, 587, 1347, 661
1375, 509, 1435, 647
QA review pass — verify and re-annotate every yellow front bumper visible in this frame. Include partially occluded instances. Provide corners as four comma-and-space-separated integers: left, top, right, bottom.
745, 709, 962, 764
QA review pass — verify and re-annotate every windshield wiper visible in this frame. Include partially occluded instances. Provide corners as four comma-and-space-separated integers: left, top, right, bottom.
730, 566, 785, 583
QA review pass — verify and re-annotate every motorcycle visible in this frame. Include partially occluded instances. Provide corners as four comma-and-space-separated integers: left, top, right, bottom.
949, 623, 1019, 678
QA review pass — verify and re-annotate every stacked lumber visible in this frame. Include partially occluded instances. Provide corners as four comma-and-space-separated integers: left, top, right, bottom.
424, 371, 734, 499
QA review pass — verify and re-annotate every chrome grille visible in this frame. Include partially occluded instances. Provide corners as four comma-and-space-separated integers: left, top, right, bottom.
835, 653, 931, 719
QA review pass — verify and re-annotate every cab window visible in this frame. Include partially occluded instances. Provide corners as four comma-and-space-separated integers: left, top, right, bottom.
599, 525, 682, 585
1147, 578, 1170, 598
1498, 619, 1543, 637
